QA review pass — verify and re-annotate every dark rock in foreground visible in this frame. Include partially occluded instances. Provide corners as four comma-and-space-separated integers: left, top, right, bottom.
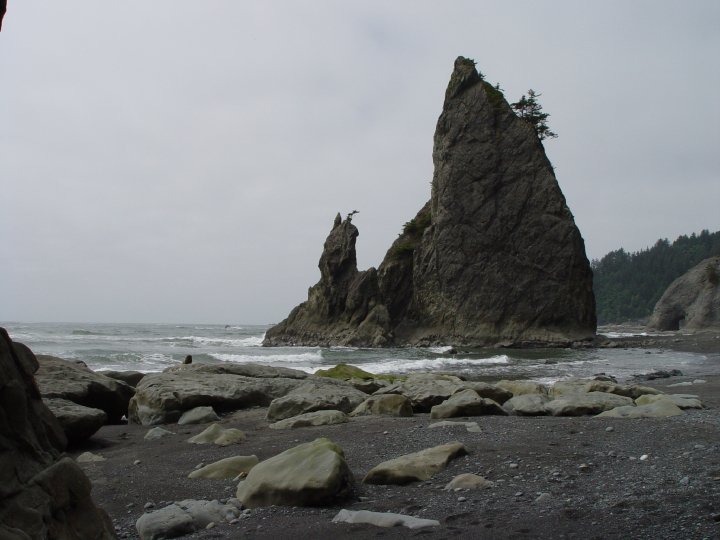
265, 56, 596, 347
0, 328, 116, 539
648, 255, 720, 331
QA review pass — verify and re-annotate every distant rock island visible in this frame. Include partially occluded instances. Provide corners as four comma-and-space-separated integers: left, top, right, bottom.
648, 256, 720, 331
265, 57, 596, 348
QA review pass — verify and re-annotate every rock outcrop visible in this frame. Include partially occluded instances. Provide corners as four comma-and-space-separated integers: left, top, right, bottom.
265, 56, 595, 347
0, 328, 116, 539
648, 255, 720, 330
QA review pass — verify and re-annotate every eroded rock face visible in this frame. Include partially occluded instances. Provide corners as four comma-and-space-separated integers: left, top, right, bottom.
0, 328, 116, 539
265, 56, 595, 347
648, 256, 720, 331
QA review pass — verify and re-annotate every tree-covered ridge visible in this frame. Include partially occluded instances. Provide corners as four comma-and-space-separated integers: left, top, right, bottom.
592, 229, 720, 324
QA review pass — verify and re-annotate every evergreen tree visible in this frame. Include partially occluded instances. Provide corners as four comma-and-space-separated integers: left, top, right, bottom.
511, 89, 558, 141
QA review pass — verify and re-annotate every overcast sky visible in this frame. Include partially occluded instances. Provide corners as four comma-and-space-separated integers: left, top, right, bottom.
1, 1, 718, 324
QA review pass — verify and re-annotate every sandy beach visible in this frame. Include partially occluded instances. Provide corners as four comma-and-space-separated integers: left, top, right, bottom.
64, 333, 720, 540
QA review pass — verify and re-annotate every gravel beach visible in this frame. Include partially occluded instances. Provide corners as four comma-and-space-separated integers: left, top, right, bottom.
71, 335, 720, 540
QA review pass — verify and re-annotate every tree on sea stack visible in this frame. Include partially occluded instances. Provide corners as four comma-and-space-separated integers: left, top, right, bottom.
511, 89, 558, 141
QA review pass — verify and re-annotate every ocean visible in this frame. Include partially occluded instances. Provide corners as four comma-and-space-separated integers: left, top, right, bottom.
2, 322, 714, 384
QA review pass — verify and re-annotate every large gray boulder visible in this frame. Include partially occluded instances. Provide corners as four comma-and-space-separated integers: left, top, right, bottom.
266, 380, 367, 422
236, 438, 353, 508
430, 389, 507, 418
546, 392, 634, 416
648, 255, 720, 330
363, 442, 468, 485
43, 398, 107, 445
350, 394, 413, 417
373, 374, 465, 412
264, 56, 596, 347
35, 355, 135, 423
0, 328, 116, 539
128, 364, 307, 425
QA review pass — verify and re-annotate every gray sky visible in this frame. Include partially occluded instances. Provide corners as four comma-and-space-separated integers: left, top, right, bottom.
1, 1, 718, 324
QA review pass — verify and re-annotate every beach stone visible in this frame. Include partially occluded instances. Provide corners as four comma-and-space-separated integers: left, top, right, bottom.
363, 442, 468, 485
430, 389, 507, 418
350, 394, 413, 417
348, 377, 391, 394
187, 423, 246, 446
635, 393, 703, 409
332, 509, 440, 529
503, 394, 550, 416
128, 364, 307, 425
496, 380, 549, 397
188, 456, 259, 480
35, 354, 135, 423
550, 380, 592, 397
269, 410, 349, 429
144, 427, 175, 440
76, 451, 106, 463
444, 473, 495, 490
427, 420, 481, 432
546, 392, 634, 416
178, 406, 220, 425
98, 369, 146, 387
43, 397, 107, 444
584, 380, 663, 399
0, 389, 120, 540
266, 380, 367, 421
236, 438, 353, 508
459, 381, 513, 404
596, 400, 684, 418
135, 499, 240, 540
374, 374, 465, 412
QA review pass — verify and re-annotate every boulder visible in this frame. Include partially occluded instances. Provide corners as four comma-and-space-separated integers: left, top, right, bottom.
648, 255, 720, 330
496, 380, 549, 397
188, 456, 259, 480
43, 398, 107, 444
144, 427, 175, 441
332, 509, 440, 530
236, 438, 353, 508
0, 328, 115, 539
503, 394, 550, 416
266, 380, 367, 421
135, 499, 241, 540
76, 451, 106, 463
374, 373, 465, 412
444, 473, 495, 490
177, 406, 219, 425
583, 380, 662, 399
635, 393, 703, 409
596, 401, 684, 419
35, 355, 135, 423
350, 394, 413, 417
127, 365, 305, 425
187, 424, 246, 446
546, 392, 634, 416
430, 389, 507, 418
269, 410, 349, 430
363, 442, 468, 485
264, 56, 596, 347
459, 381, 513, 404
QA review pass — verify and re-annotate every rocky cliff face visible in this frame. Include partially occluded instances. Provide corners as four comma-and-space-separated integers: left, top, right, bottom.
265, 57, 596, 347
648, 256, 720, 331
0, 328, 116, 539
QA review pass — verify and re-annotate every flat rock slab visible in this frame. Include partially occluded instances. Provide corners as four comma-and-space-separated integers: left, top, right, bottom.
427, 421, 481, 433
43, 398, 107, 444
135, 499, 241, 540
430, 389, 506, 418
144, 427, 175, 440
332, 509, 440, 530
177, 406, 219, 425
187, 424, 246, 446
363, 442, 468, 485
444, 473, 495, 490
503, 394, 550, 416
236, 438, 353, 508
546, 392, 634, 416
350, 394, 413, 417
496, 380, 549, 397
188, 455, 259, 480
269, 410, 349, 430
635, 393, 703, 409
266, 380, 367, 421
596, 401, 684, 419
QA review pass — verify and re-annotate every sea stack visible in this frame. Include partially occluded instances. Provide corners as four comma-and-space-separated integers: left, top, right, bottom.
265, 57, 596, 347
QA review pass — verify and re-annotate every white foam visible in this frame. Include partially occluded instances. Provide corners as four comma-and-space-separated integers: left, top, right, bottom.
429, 345, 454, 354
210, 351, 324, 366
170, 335, 264, 347
324, 355, 511, 375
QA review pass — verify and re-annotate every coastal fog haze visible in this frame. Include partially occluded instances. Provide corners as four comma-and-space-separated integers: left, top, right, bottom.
1, 1, 719, 324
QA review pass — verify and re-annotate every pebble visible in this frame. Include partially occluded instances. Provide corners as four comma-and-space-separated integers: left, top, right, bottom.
457, 497, 467, 502
508, 463, 519, 469
679, 476, 690, 485
639, 454, 649, 461
605, 426, 614, 432
125, 503, 135, 509
206, 522, 216, 530
133, 460, 141, 465
143, 502, 154, 510
578, 464, 590, 472
195, 463, 205, 470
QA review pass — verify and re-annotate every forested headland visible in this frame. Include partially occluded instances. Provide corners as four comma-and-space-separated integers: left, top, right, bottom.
592, 229, 720, 324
